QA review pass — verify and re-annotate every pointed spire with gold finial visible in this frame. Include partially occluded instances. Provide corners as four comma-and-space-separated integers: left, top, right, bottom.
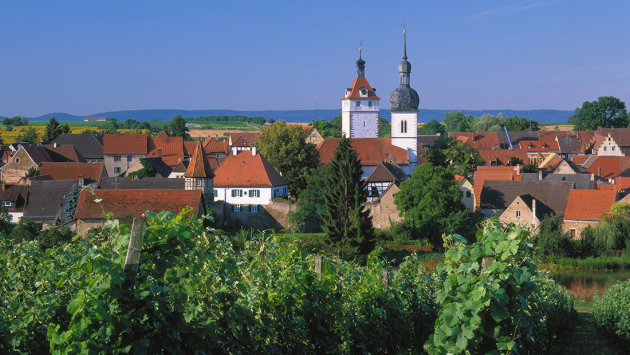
183, 140, 215, 178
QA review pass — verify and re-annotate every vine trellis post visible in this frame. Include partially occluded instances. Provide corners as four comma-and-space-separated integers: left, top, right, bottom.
124, 217, 147, 272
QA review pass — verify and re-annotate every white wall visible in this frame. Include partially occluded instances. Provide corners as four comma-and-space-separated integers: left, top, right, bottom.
350, 112, 379, 138
214, 185, 288, 205
598, 135, 624, 156
342, 99, 379, 138
391, 111, 418, 164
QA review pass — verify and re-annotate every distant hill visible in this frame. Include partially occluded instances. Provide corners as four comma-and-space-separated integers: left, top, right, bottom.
4, 108, 574, 123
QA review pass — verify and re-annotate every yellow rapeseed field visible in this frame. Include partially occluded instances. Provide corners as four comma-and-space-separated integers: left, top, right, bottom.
0, 127, 149, 144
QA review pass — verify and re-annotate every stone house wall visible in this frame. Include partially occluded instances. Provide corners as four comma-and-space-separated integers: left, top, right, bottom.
0, 148, 37, 184
563, 220, 596, 239
499, 197, 539, 229
366, 184, 402, 230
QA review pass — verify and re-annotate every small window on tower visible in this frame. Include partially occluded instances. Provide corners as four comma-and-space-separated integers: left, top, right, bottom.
368, 101, 372, 107
356, 101, 361, 107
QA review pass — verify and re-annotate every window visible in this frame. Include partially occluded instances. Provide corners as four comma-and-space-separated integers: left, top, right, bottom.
250, 204, 259, 212
283, 187, 287, 196
368, 101, 372, 107
114, 156, 121, 162
570, 229, 576, 239
516, 211, 521, 218
186, 179, 191, 187
196, 179, 202, 187
15, 158, 20, 163
114, 167, 121, 173
604, 147, 607, 151
466, 191, 472, 198
213, 189, 218, 198
356, 101, 361, 107
249, 189, 260, 197
613, 146, 616, 151
234, 204, 241, 212
127, 156, 132, 162
401, 120, 407, 133
231, 189, 243, 197
2, 201, 11, 207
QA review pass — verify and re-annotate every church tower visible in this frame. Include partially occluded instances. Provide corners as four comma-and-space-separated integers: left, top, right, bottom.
390, 25, 419, 173
183, 140, 215, 202
341, 44, 380, 138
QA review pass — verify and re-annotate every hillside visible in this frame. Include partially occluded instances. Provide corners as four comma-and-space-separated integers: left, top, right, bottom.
2, 108, 574, 123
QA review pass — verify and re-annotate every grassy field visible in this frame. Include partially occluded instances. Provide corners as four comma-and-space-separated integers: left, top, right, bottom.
28, 120, 110, 127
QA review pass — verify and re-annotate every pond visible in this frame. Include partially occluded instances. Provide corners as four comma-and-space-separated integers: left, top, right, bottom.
551, 270, 630, 302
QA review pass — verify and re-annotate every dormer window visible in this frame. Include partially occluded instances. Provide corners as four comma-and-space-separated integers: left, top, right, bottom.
345, 88, 351, 97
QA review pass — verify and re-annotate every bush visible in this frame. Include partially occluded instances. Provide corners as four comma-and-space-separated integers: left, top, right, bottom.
594, 280, 630, 346
38, 227, 74, 250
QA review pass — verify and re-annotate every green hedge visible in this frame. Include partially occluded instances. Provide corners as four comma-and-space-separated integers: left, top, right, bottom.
594, 280, 630, 346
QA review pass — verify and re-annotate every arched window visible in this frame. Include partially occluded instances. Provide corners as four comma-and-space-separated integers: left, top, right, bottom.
401, 120, 407, 133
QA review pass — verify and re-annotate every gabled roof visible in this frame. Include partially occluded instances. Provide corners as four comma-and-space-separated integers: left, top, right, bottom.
538, 154, 563, 171
171, 160, 189, 173
473, 167, 523, 205
228, 133, 260, 147
585, 156, 630, 179
43, 144, 86, 163
591, 135, 605, 151
146, 136, 184, 167
341, 76, 381, 100
366, 161, 407, 184
23, 180, 78, 219
511, 194, 555, 220
100, 177, 185, 190
449, 132, 501, 149
213, 150, 288, 187
417, 135, 441, 147
183, 141, 215, 178
480, 180, 573, 216
183, 141, 198, 157
38, 162, 105, 182
571, 155, 593, 166
598, 128, 630, 147
455, 174, 466, 185
499, 131, 540, 146
0, 185, 28, 207
556, 135, 584, 154
23, 146, 52, 164
103, 134, 148, 155
519, 140, 559, 152
51, 134, 103, 159
564, 190, 617, 221
74, 189, 203, 219
317, 138, 408, 166
477, 148, 528, 167
203, 137, 229, 155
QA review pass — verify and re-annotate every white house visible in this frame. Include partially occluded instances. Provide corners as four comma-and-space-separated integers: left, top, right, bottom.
212, 148, 289, 211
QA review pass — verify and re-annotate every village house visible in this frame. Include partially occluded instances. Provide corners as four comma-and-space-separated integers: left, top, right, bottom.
593, 128, 630, 156
41, 143, 86, 163
203, 137, 229, 161
476, 148, 528, 167
23, 179, 81, 227
317, 138, 410, 177
499, 194, 549, 230
51, 134, 104, 163
456, 174, 475, 213
473, 165, 525, 209
38, 162, 108, 185
0, 184, 28, 222
563, 190, 618, 239
367, 181, 402, 230
304, 126, 324, 145
228, 133, 260, 152
448, 132, 501, 150
0, 145, 51, 184
183, 140, 215, 202
365, 161, 407, 202
126, 157, 173, 178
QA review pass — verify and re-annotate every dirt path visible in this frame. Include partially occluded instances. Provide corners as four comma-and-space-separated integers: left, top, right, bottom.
551, 307, 628, 355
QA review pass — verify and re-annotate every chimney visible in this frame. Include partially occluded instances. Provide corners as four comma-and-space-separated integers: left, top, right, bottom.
232, 147, 237, 156
78, 175, 84, 187
532, 199, 537, 226
516, 164, 521, 176
157, 148, 162, 158
215, 135, 219, 141
252, 146, 257, 156
598, 166, 602, 177
591, 173, 595, 181
538, 170, 543, 181
53, 142, 57, 148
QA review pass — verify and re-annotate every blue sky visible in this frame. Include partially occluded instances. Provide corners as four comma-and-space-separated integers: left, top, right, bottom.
1, 0, 628, 117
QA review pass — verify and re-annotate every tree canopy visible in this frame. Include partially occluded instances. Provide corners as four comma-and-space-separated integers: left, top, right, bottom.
42, 117, 70, 142
251, 120, 320, 197
417, 120, 446, 135
16, 127, 39, 145
568, 96, 628, 130
321, 137, 374, 261
505, 115, 539, 131
423, 137, 485, 180
127, 158, 158, 179
442, 111, 476, 132
471, 113, 505, 132
168, 115, 191, 140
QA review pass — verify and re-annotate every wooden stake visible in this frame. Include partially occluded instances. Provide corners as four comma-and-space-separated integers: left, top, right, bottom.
314, 256, 323, 281
124, 217, 147, 272
383, 268, 389, 290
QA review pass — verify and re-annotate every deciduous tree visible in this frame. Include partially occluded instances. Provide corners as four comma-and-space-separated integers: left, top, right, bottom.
505, 115, 539, 131
168, 114, 191, 140
417, 119, 446, 135
442, 111, 476, 132
568, 96, 628, 130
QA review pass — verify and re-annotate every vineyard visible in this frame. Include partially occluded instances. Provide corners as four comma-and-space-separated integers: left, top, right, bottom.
28, 121, 111, 127
594, 280, 630, 347
0, 126, 149, 143
0, 212, 575, 354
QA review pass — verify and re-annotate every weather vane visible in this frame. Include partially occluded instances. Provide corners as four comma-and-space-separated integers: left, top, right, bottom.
359, 37, 363, 57
403, 18, 407, 33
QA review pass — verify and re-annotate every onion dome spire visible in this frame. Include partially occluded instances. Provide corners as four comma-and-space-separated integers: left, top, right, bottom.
356, 38, 365, 77
390, 21, 419, 112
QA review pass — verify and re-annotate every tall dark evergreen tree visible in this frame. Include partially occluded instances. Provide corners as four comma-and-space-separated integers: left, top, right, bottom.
63, 184, 80, 222
168, 114, 191, 140
42, 117, 64, 142
321, 137, 374, 261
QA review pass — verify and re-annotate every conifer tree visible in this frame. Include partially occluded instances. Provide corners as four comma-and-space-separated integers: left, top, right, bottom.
63, 184, 80, 222
321, 137, 374, 261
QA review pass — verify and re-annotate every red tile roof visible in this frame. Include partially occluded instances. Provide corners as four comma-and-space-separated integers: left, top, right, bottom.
38, 162, 105, 181
103, 134, 148, 155
586, 156, 624, 179
598, 128, 630, 147
449, 132, 501, 149
564, 190, 617, 221
473, 167, 522, 205
341, 76, 381, 100
591, 135, 605, 151
229, 133, 260, 147
203, 137, 229, 155
518, 140, 559, 152
183, 141, 198, 157
183, 141, 215, 178
477, 149, 529, 167
571, 155, 593, 166
147, 136, 184, 166
317, 138, 408, 166
74, 189, 203, 219
455, 174, 466, 185
213, 150, 288, 187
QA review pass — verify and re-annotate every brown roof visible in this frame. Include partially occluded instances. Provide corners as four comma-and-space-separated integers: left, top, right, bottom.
171, 160, 189, 173
183, 141, 215, 178
74, 189, 203, 219
571, 155, 593, 166
477, 148, 528, 167
43, 144, 86, 163
599, 128, 630, 147
23, 146, 52, 164
38, 162, 105, 182
203, 137, 229, 155
564, 190, 617, 221
473, 167, 523, 205
213, 150, 288, 187
147, 136, 184, 167
230, 133, 260, 148
0, 185, 28, 211
341, 76, 381, 100
183, 141, 198, 157
317, 138, 408, 166
366, 162, 407, 184
518, 140, 559, 152
103, 134, 148, 155
449, 132, 501, 149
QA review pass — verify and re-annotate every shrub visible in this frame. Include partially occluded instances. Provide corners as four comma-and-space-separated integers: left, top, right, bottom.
594, 280, 630, 346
